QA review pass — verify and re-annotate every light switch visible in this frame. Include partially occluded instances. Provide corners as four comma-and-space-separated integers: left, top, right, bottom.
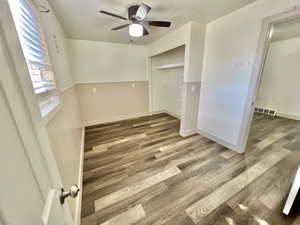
132, 83, 136, 88
191, 86, 195, 92
92, 88, 97, 93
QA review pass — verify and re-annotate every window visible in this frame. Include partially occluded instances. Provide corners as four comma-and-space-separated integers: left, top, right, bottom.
8, 0, 59, 117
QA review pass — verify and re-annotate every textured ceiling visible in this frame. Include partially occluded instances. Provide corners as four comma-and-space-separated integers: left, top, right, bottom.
48, 0, 257, 45
271, 17, 300, 42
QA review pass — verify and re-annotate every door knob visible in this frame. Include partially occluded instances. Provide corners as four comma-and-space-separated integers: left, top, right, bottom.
60, 185, 80, 204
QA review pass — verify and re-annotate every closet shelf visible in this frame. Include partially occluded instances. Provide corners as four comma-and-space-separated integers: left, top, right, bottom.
155, 63, 184, 70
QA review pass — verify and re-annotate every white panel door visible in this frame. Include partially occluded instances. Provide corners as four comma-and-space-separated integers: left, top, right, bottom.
0, 83, 64, 225
0, 25, 73, 225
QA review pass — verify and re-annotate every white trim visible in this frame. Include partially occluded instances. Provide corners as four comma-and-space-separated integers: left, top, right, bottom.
75, 127, 85, 225
147, 57, 153, 113
151, 110, 181, 119
60, 84, 75, 95
180, 128, 197, 137
237, 6, 300, 153
42, 102, 63, 126
84, 112, 152, 127
277, 113, 300, 121
164, 110, 181, 119
83, 110, 182, 127
180, 82, 188, 138
155, 63, 184, 70
197, 129, 243, 153
151, 110, 167, 116
75, 80, 149, 85
283, 166, 300, 215
43, 86, 77, 126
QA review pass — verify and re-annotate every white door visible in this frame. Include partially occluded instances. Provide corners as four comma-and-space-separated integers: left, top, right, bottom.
0, 14, 74, 225
0, 82, 65, 225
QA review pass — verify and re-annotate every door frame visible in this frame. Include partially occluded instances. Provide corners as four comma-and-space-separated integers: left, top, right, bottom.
239, 6, 300, 152
0, 1, 74, 224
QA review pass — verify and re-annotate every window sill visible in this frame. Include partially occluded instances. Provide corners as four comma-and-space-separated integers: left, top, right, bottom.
41, 100, 62, 126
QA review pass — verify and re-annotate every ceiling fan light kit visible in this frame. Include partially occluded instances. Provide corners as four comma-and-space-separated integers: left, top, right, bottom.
99, 3, 172, 38
129, 24, 143, 37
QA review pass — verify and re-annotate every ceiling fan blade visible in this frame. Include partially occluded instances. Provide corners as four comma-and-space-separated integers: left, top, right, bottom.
99, 10, 128, 21
147, 21, 171, 27
136, 4, 151, 21
111, 24, 130, 30
143, 26, 149, 36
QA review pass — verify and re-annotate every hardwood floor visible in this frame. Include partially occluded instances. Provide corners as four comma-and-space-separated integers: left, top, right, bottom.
81, 113, 300, 225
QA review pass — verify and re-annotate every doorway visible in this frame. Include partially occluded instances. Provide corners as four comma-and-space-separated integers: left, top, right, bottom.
243, 14, 300, 215
246, 15, 300, 150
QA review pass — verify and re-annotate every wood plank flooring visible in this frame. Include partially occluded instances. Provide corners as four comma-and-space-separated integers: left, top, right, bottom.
81, 113, 300, 225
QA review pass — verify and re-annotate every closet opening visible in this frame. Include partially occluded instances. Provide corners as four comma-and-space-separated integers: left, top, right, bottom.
150, 45, 185, 130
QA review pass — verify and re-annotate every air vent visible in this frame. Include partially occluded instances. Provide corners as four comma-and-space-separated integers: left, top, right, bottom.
255, 107, 277, 117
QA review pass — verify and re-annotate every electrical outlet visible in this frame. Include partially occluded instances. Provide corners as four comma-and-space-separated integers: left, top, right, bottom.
92, 88, 97, 93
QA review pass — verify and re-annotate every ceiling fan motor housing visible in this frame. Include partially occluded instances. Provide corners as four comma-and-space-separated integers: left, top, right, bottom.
128, 5, 140, 21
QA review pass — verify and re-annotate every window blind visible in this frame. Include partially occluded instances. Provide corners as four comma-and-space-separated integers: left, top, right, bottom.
9, 0, 57, 94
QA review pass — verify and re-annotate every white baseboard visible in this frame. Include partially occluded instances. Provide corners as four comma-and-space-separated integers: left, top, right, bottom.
151, 110, 181, 119
197, 129, 243, 153
165, 111, 181, 119
83, 112, 152, 126
150, 110, 166, 115
84, 110, 183, 127
180, 128, 197, 137
277, 112, 300, 121
75, 126, 85, 225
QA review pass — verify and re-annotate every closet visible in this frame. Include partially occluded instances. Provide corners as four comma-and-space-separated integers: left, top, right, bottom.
150, 45, 185, 119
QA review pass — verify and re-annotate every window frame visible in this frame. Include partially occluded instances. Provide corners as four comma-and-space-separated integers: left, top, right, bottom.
8, 0, 60, 118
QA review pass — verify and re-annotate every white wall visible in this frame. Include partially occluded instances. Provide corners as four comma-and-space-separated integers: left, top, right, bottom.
148, 24, 188, 57
68, 39, 148, 83
185, 22, 206, 82
148, 21, 206, 82
67, 39, 149, 125
37, 0, 74, 91
77, 82, 149, 125
197, 0, 300, 151
181, 82, 201, 136
67, 22, 206, 129
256, 37, 300, 118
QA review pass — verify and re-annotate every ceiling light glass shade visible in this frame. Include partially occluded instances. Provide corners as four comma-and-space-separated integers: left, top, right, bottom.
129, 24, 143, 37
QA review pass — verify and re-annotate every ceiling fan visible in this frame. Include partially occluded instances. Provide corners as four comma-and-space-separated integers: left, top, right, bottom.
99, 3, 172, 37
